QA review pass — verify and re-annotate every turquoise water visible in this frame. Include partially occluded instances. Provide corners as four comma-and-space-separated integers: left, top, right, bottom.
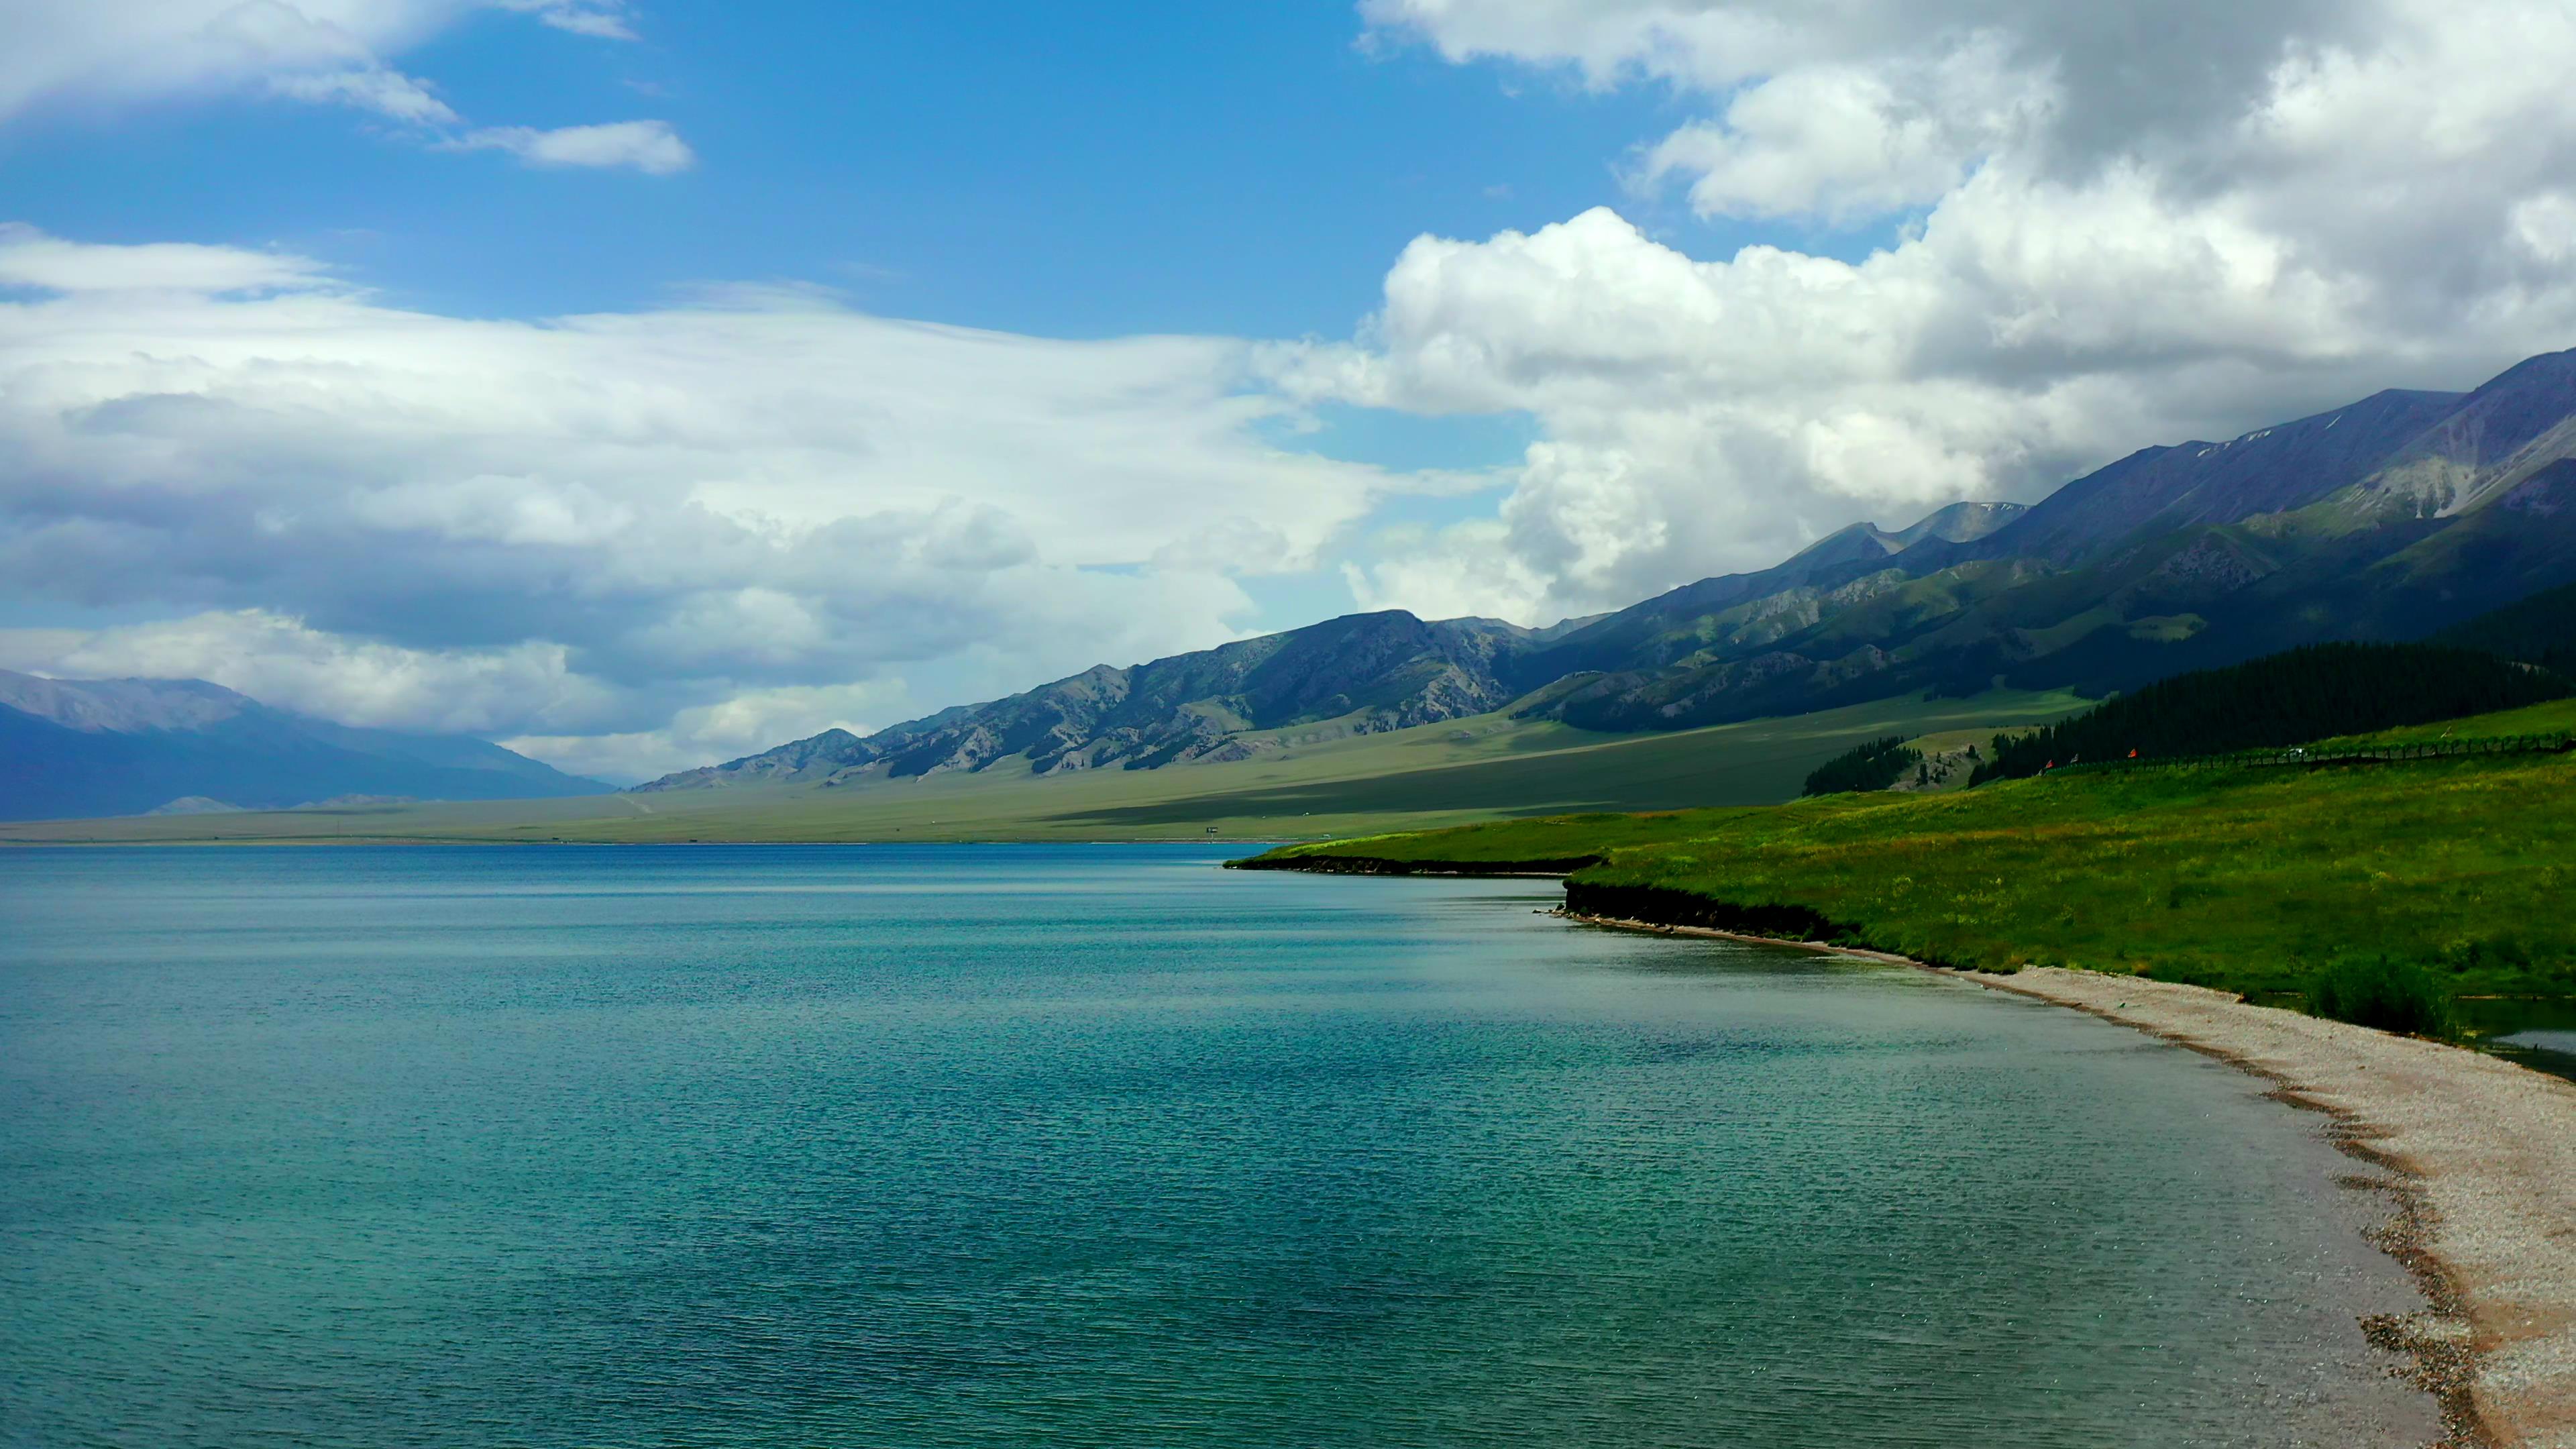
1, 845, 2432, 1447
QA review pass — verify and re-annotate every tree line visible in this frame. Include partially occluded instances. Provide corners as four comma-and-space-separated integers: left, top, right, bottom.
1969, 642, 2572, 784
1802, 736, 1923, 796
2436, 579, 2576, 675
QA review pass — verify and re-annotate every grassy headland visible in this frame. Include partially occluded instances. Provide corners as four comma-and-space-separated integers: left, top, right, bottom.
1240, 740, 2576, 1004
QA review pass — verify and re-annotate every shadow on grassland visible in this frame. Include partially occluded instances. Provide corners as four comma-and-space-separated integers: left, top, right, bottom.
1046, 722, 1863, 827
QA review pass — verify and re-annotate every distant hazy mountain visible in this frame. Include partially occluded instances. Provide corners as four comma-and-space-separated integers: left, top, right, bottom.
0, 672, 610, 822
641, 345, 2576, 792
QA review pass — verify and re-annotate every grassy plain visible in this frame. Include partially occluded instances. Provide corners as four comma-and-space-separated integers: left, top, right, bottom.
1247, 741, 2576, 1002
1, 689, 2084, 846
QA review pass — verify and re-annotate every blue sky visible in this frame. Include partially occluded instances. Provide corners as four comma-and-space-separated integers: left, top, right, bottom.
0, 1, 1706, 665
2, 0, 2570, 779
1, 5, 1753, 342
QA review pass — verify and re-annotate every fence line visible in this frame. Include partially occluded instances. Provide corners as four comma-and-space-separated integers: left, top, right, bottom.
2040, 733, 2576, 777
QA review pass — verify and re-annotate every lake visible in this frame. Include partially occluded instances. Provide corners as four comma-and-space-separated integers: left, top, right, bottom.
0, 845, 2435, 1446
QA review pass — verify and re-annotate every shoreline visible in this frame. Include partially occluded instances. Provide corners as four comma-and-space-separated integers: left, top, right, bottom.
1562, 906, 2576, 1449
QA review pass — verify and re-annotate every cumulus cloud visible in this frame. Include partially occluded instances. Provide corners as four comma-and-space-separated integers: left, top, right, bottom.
1360, 0, 2365, 164
1634, 40, 2041, 222
1340, 519, 1553, 623
1304, 0, 2576, 621
449, 119, 696, 174
0, 227, 1437, 777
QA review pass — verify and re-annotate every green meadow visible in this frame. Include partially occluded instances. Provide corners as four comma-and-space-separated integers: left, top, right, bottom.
1244, 731, 2576, 1004
1, 689, 2083, 846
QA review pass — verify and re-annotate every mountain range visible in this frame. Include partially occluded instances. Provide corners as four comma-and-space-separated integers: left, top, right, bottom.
644, 345, 2576, 792
0, 672, 608, 822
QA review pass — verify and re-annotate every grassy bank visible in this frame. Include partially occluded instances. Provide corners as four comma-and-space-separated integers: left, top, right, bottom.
1242, 746, 2576, 1003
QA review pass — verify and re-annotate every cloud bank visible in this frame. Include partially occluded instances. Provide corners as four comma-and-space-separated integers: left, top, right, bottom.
1309, 0, 2576, 620
0, 229, 1428, 780
9, 0, 2576, 780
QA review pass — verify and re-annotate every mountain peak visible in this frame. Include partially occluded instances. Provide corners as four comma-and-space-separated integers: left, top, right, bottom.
1886, 500, 2027, 549
0, 672, 608, 821
0, 669, 253, 734
1779, 501, 2027, 572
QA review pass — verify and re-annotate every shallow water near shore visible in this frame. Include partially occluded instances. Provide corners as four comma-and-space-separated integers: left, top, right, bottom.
2456, 997, 2576, 1081
1, 844, 2436, 1448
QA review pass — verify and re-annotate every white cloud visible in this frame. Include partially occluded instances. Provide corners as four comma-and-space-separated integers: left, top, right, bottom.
1301, 0, 2576, 623
451, 119, 696, 174
0, 227, 1440, 772
492, 0, 638, 42
268, 66, 459, 125
1340, 520, 1552, 623
1360, 0, 2368, 147
0, 1, 685, 176
0, 223, 329, 294
2516, 195, 2576, 266
0, 1, 443, 121
0, 610, 613, 737
503, 682, 907, 783
1635, 40, 2043, 223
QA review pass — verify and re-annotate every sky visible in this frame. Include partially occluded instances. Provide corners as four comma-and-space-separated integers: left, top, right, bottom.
4, 1, 2576, 782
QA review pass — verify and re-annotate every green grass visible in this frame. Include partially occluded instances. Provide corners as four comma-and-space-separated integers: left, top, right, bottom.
1246, 733, 2576, 1004
1, 689, 2084, 846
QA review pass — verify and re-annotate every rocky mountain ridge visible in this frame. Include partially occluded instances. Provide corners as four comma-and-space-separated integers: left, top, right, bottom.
636, 612, 1546, 790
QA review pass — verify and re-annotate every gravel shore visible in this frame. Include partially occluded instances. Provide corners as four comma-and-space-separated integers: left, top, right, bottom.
1962, 967, 2576, 1449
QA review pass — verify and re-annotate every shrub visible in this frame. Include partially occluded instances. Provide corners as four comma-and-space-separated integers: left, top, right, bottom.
2305, 953, 2459, 1038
